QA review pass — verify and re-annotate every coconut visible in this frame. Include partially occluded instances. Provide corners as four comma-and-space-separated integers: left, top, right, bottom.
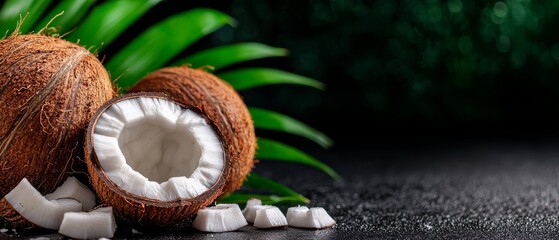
0, 34, 115, 198
129, 66, 256, 194
85, 93, 236, 225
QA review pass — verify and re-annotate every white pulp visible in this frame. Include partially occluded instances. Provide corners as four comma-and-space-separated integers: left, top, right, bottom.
45, 177, 96, 211
244, 205, 274, 223
253, 206, 288, 228
4, 178, 82, 230
193, 204, 248, 232
93, 97, 224, 201
242, 198, 262, 221
58, 207, 116, 239
286, 206, 336, 229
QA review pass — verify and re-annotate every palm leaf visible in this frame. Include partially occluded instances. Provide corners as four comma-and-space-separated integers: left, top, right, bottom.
34, 0, 96, 34
105, 8, 235, 90
0, 0, 52, 34
218, 68, 324, 91
250, 107, 333, 148
219, 174, 308, 205
66, 0, 161, 51
257, 138, 341, 180
244, 174, 305, 198
218, 193, 308, 205
172, 42, 288, 70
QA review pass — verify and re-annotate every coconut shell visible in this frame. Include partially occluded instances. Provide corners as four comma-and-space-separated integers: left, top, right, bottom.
129, 67, 256, 194
85, 93, 231, 226
0, 34, 115, 198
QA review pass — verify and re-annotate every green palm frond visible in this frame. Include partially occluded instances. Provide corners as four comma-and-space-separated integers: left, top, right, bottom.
0, 1, 337, 203
105, 8, 234, 90
0, 0, 52, 34
219, 68, 325, 91
257, 138, 341, 180
172, 42, 288, 69
66, 0, 161, 51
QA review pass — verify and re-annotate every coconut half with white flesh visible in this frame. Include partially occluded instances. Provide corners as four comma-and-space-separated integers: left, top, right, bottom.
129, 66, 257, 195
0, 178, 82, 230
85, 93, 232, 225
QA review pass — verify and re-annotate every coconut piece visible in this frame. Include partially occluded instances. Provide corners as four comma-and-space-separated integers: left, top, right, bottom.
58, 206, 116, 239
193, 204, 247, 232
86, 93, 232, 225
130, 66, 256, 195
0, 34, 115, 198
253, 206, 288, 229
45, 177, 96, 211
244, 205, 274, 224
286, 206, 336, 229
242, 198, 262, 220
286, 206, 309, 228
0, 178, 82, 230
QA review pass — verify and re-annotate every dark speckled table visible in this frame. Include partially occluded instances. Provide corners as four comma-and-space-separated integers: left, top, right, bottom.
4, 141, 559, 239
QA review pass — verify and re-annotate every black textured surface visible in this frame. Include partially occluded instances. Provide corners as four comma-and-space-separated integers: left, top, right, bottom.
4, 141, 559, 239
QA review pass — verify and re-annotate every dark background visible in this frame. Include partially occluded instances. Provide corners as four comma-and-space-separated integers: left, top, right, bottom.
110, 0, 559, 148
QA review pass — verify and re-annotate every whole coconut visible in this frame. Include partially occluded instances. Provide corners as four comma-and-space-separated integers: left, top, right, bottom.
130, 66, 256, 195
0, 34, 115, 197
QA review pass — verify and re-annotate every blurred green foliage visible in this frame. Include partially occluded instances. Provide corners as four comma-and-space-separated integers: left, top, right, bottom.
223, 0, 559, 130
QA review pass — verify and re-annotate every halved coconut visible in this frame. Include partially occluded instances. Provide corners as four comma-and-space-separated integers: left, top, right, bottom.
0, 178, 82, 230
129, 66, 256, 194
85, 93, 231, 225
45, 177, 96, 211
58, 206, 116, 239
192, 204, 247, 232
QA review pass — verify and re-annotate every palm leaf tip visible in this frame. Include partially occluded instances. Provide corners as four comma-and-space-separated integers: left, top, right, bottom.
249, 107, 333, 148
173, 42, 289, 70
219, 68, 325, 91
257, 138, 341, 180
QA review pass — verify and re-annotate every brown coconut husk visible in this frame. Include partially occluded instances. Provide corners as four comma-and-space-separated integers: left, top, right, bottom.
0, 34, 115, 198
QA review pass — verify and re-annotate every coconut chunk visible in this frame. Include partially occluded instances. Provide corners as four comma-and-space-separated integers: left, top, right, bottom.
1, 178, 82, 230
45, 177, 96, 211
253, 206, 288, 229
286, 206, 336, 229
242, 198, 262, 220
58, 207, 116, 239
92, 96, 225, 201
193, 204, 248, 232
244, 205, 274, 224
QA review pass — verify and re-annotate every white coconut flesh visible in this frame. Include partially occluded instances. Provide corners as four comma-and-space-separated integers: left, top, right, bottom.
58, 206, 116, 239
286, 206, 336, 229
4, 178, 82, 230
92, 97, 225, 201
193, 204, 248, 232
242, 198, 262, 221
244, 205, 275, 223
253, 206, 288, 228
45, 177, 96, 211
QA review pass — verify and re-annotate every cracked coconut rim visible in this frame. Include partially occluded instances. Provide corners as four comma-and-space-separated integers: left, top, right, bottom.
92, 95, 225, 201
